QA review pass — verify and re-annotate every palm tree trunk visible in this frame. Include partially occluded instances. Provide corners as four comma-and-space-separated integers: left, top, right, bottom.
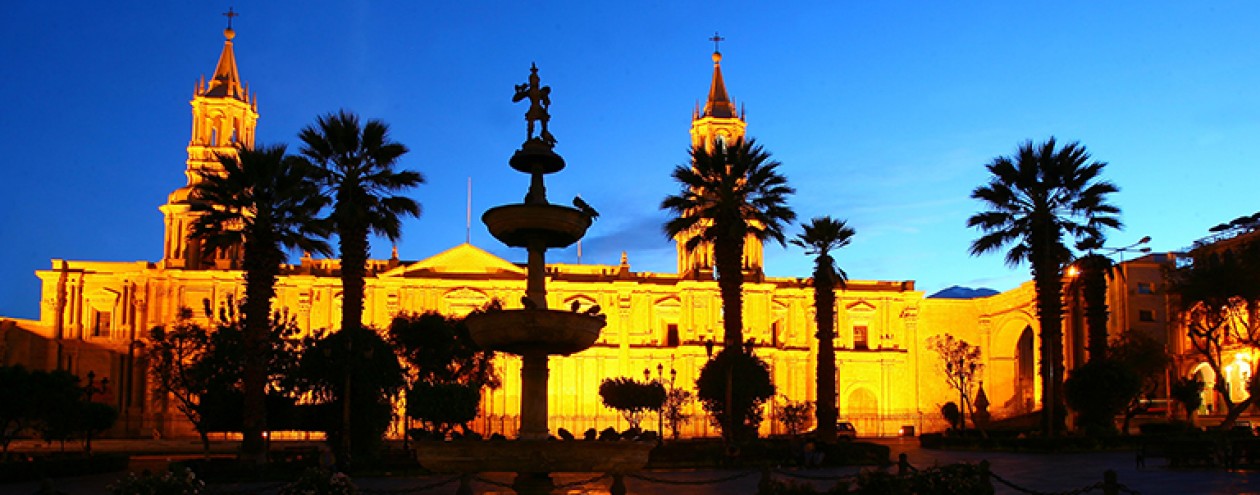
240, 235, 280, 465
713, 232, 745, 443
815, 275, 838, 443
339, 225, 369, 333
713, 235, 745, 350
1082, 258, 1109, 362
1033, 254, 1065, 436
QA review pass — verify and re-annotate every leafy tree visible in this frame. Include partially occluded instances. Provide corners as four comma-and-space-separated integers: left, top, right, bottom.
1108, 329, 1171, 434
147, 307, 305, 456
0, 365, 36, 458
1063, 360, 1140, 433
1170, 377, 1205, 423
774, 397, 814, 437
927, 334, 983, 432
406, 383, 481, 435
695, 348, 776, 442
1165, 239, 1260, 426
791, 216, 854, 443
388, 311, 499, 388
598, 377, 666, 431
298, 111, 422, 334
147, 314, 218, 455
190, 144, 330, 464
662, 386, 694, 441
296, 327, 406, 465
388, 310, 499, 437
30, 369, 85, 451
967, 138, 1121, 435
662, 137, 795, 442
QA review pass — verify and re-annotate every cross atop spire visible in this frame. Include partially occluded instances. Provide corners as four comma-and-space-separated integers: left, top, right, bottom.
223, 7, 238, 29
710, 32, 725, 53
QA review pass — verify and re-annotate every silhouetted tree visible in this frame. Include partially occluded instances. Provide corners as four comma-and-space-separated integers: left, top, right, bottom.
662, 137, 795, 443
1064, 360, 1140, 434
791, 216, 854, 443
190, 144, 329, 464
299, 111, 422, 333
1165, 239, 1260, 427
297, 327, 405, 465
599, 377, 666, 431
968, 138, 1121, 435
388, 310, 500, 436
928, 334, 983, 432
695, 348, 776, 442
1109, 329, 1171, 434
1170, 377, 1205, 423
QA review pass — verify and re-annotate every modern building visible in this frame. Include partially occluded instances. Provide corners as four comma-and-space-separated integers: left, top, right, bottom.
0, 26, 1049, 439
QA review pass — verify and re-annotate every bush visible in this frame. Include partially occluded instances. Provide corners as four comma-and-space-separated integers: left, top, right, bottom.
278, 468, 359, 495
407, 382, 481, 434
108, 468, 204, 495
598, 377, 665, 430
1063, 360, 1140, 433
696, 348, 776, 442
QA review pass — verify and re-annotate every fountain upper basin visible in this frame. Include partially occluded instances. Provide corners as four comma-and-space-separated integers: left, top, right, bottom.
482, 204, 591, 249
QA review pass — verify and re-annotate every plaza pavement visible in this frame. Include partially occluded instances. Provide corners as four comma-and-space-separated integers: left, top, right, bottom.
4, 437, 1260, 494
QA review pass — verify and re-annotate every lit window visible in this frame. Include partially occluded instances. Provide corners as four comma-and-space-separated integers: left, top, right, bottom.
93, 311, 111, 337
854, 325, 869, 350
1137, 282, 1154, 295
1138, 310, 1156, 322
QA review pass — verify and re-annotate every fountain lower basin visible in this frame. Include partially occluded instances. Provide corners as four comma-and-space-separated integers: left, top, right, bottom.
466, 309, 604, 356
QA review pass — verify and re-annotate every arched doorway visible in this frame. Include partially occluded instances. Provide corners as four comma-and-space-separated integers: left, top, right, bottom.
1191, 363, 1216, 416
844, 388, 878, 436
1016, 326, 1035, 414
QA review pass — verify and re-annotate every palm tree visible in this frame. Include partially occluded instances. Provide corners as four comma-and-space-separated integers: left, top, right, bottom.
662, 137, 796, 350
1072, 238, 1117, 363
662, 137, 795, 444
299, 110, 422, 465
299, 110, 423, 333
190, 144, 330, 464
967, 138, 1121, 436
791, 216, 855, 443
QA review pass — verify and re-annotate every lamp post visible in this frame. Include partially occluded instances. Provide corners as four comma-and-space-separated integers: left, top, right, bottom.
656, 363, 665, 444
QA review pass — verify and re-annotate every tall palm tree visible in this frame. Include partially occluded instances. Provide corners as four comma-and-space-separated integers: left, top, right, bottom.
662, 137, 794, 444
190, 144, 330, 464
299, 110, 422, 465
662, 137, 796, 350
967, 138, 1121, 436
299, 110, 423, 333
1073, 238, 1117, 363
791, 217, 855, 443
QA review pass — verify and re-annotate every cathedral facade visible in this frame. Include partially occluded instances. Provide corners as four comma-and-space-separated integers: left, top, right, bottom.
0, 27, 1044, 439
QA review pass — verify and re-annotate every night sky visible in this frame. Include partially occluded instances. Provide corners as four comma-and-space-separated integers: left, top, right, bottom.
3, 2, 1258, 319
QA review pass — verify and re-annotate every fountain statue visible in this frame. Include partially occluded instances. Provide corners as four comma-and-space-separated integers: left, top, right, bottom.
415, 65, 652, 495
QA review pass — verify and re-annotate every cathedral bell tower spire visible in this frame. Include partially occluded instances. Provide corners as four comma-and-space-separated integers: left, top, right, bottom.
678, 35, 762, 278
160, 12, 259, 270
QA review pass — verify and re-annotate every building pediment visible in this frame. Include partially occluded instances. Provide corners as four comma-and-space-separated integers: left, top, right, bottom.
379, 243, 525, 278
846, 300, 877, 313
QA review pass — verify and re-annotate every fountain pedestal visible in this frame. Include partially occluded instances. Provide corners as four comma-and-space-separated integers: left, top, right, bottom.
415, 65, 651, 493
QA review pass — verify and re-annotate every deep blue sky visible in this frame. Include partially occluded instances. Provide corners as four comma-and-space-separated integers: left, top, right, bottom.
3, 2, 1258, 319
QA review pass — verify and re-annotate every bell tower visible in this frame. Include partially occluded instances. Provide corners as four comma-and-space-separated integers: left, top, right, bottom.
160, 15, 258, 270
677, 37, 764, 278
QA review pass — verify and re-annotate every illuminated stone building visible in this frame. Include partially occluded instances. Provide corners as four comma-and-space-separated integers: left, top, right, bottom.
0, 27, 1050, 438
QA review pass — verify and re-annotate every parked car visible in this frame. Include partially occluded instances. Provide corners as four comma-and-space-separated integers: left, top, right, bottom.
805, 422, 858, 441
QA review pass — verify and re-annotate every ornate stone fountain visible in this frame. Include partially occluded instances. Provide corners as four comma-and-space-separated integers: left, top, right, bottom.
415, 64, 652, 494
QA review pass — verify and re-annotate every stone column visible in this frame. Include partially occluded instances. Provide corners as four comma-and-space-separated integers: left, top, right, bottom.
519, 351, 550, 440
526, 239, 548, 309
